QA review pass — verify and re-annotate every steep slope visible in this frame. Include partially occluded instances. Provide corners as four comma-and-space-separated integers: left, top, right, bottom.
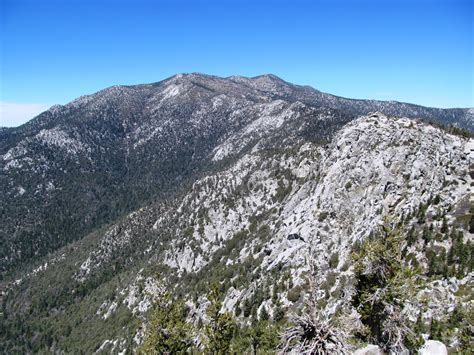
0, 74, 350, 275
1, 74, 472, 277
3, 113, 472, 353
229, 74, 474, 130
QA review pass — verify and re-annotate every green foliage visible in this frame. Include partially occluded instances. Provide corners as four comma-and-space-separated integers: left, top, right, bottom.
430, 306, 473, 352
286, 286, 301, 303
422, 225, 432, 244
1, 246, 146, 354
445, 229, 472, 277
183, 226, 194, 238
433, 122, 474, 138
440, 217, 448, 233
248, 319, 280, 353
417, 202, 427, 224
351, 222, 422, 352
326, 271, 338, 288
239, 286, 272, 319
259, 305, 270, 321
406, 225, 416, 246
403, 314, 425, 350
426, 246, 447, 277
204, 285, 236, 353
273, 178, 293, 203
243, 298, 253, 318
318, 211, 328, 222
138, 290, 193, 353
273, 303, 285, 322
230, 319, 280, 353
256, 224, 271, 240
234, 301, 242, 317
455, 306, 474, 352
329, 252, 339, 269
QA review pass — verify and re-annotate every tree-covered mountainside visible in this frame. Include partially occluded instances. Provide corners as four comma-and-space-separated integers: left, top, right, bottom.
1, 74, 473, 353
1, 74, 353, 276
1, 74, 473, 277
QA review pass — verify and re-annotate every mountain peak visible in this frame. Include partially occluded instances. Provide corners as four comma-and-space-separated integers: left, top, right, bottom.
2, 71, 473, 354
251, 73, 285, 81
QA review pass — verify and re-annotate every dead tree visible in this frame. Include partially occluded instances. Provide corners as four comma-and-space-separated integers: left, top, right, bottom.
279, 249, 351, 354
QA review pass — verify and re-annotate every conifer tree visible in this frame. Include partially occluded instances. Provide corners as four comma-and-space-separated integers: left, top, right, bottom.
205, 285, 236, 354
259, 306, 269, 321
249, 317, 279, 354
138, 288, 193, 353
440, 216, 448, 233
351, 221, 423, 353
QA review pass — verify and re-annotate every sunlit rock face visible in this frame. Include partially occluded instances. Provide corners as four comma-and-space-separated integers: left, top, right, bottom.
1, 73, 472, 353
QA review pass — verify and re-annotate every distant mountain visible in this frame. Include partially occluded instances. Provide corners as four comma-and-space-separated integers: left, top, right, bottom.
1, 73, 472, 274
228, 74, 474, 131
1, 74, 472, 353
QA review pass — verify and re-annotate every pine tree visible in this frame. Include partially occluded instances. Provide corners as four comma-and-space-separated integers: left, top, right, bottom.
249, 318, 279, 354
273, 303, 285, 322
422, 226, 432, 245
243, 298, 252, 318
406, 225, 416, 246
440, 217, 448, 233
351, 221, 422, 353
205, 285, 236, 354
417, 203, 427, 224
259, 306, 269, 321
271, 284, 278, 304
138, 290, 193, 353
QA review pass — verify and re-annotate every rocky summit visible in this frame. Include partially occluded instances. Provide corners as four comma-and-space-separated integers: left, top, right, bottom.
1, 73, 473, 353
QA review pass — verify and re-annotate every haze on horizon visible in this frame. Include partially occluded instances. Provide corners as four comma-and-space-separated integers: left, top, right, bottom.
1, 0, 472, 127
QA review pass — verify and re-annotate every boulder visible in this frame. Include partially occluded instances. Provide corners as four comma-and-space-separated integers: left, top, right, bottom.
418, 340, 448, 355
353, 344, 383, 355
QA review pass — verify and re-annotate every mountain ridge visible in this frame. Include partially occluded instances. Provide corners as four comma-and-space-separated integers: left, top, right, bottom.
1, 73, 473, 353
2, 111, 472, 353
1, 73, 472, 274
2, 73, 472, 132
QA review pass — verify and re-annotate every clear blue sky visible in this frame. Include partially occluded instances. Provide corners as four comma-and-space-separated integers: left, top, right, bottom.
0, 0, 472, 126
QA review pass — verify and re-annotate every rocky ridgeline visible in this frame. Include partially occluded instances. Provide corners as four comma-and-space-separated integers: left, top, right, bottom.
6, 112, 470, 353
1, 73, 472, 274
1, 73, 473, 353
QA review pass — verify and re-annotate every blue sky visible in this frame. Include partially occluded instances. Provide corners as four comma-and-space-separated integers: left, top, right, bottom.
0, 0, 472, 126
